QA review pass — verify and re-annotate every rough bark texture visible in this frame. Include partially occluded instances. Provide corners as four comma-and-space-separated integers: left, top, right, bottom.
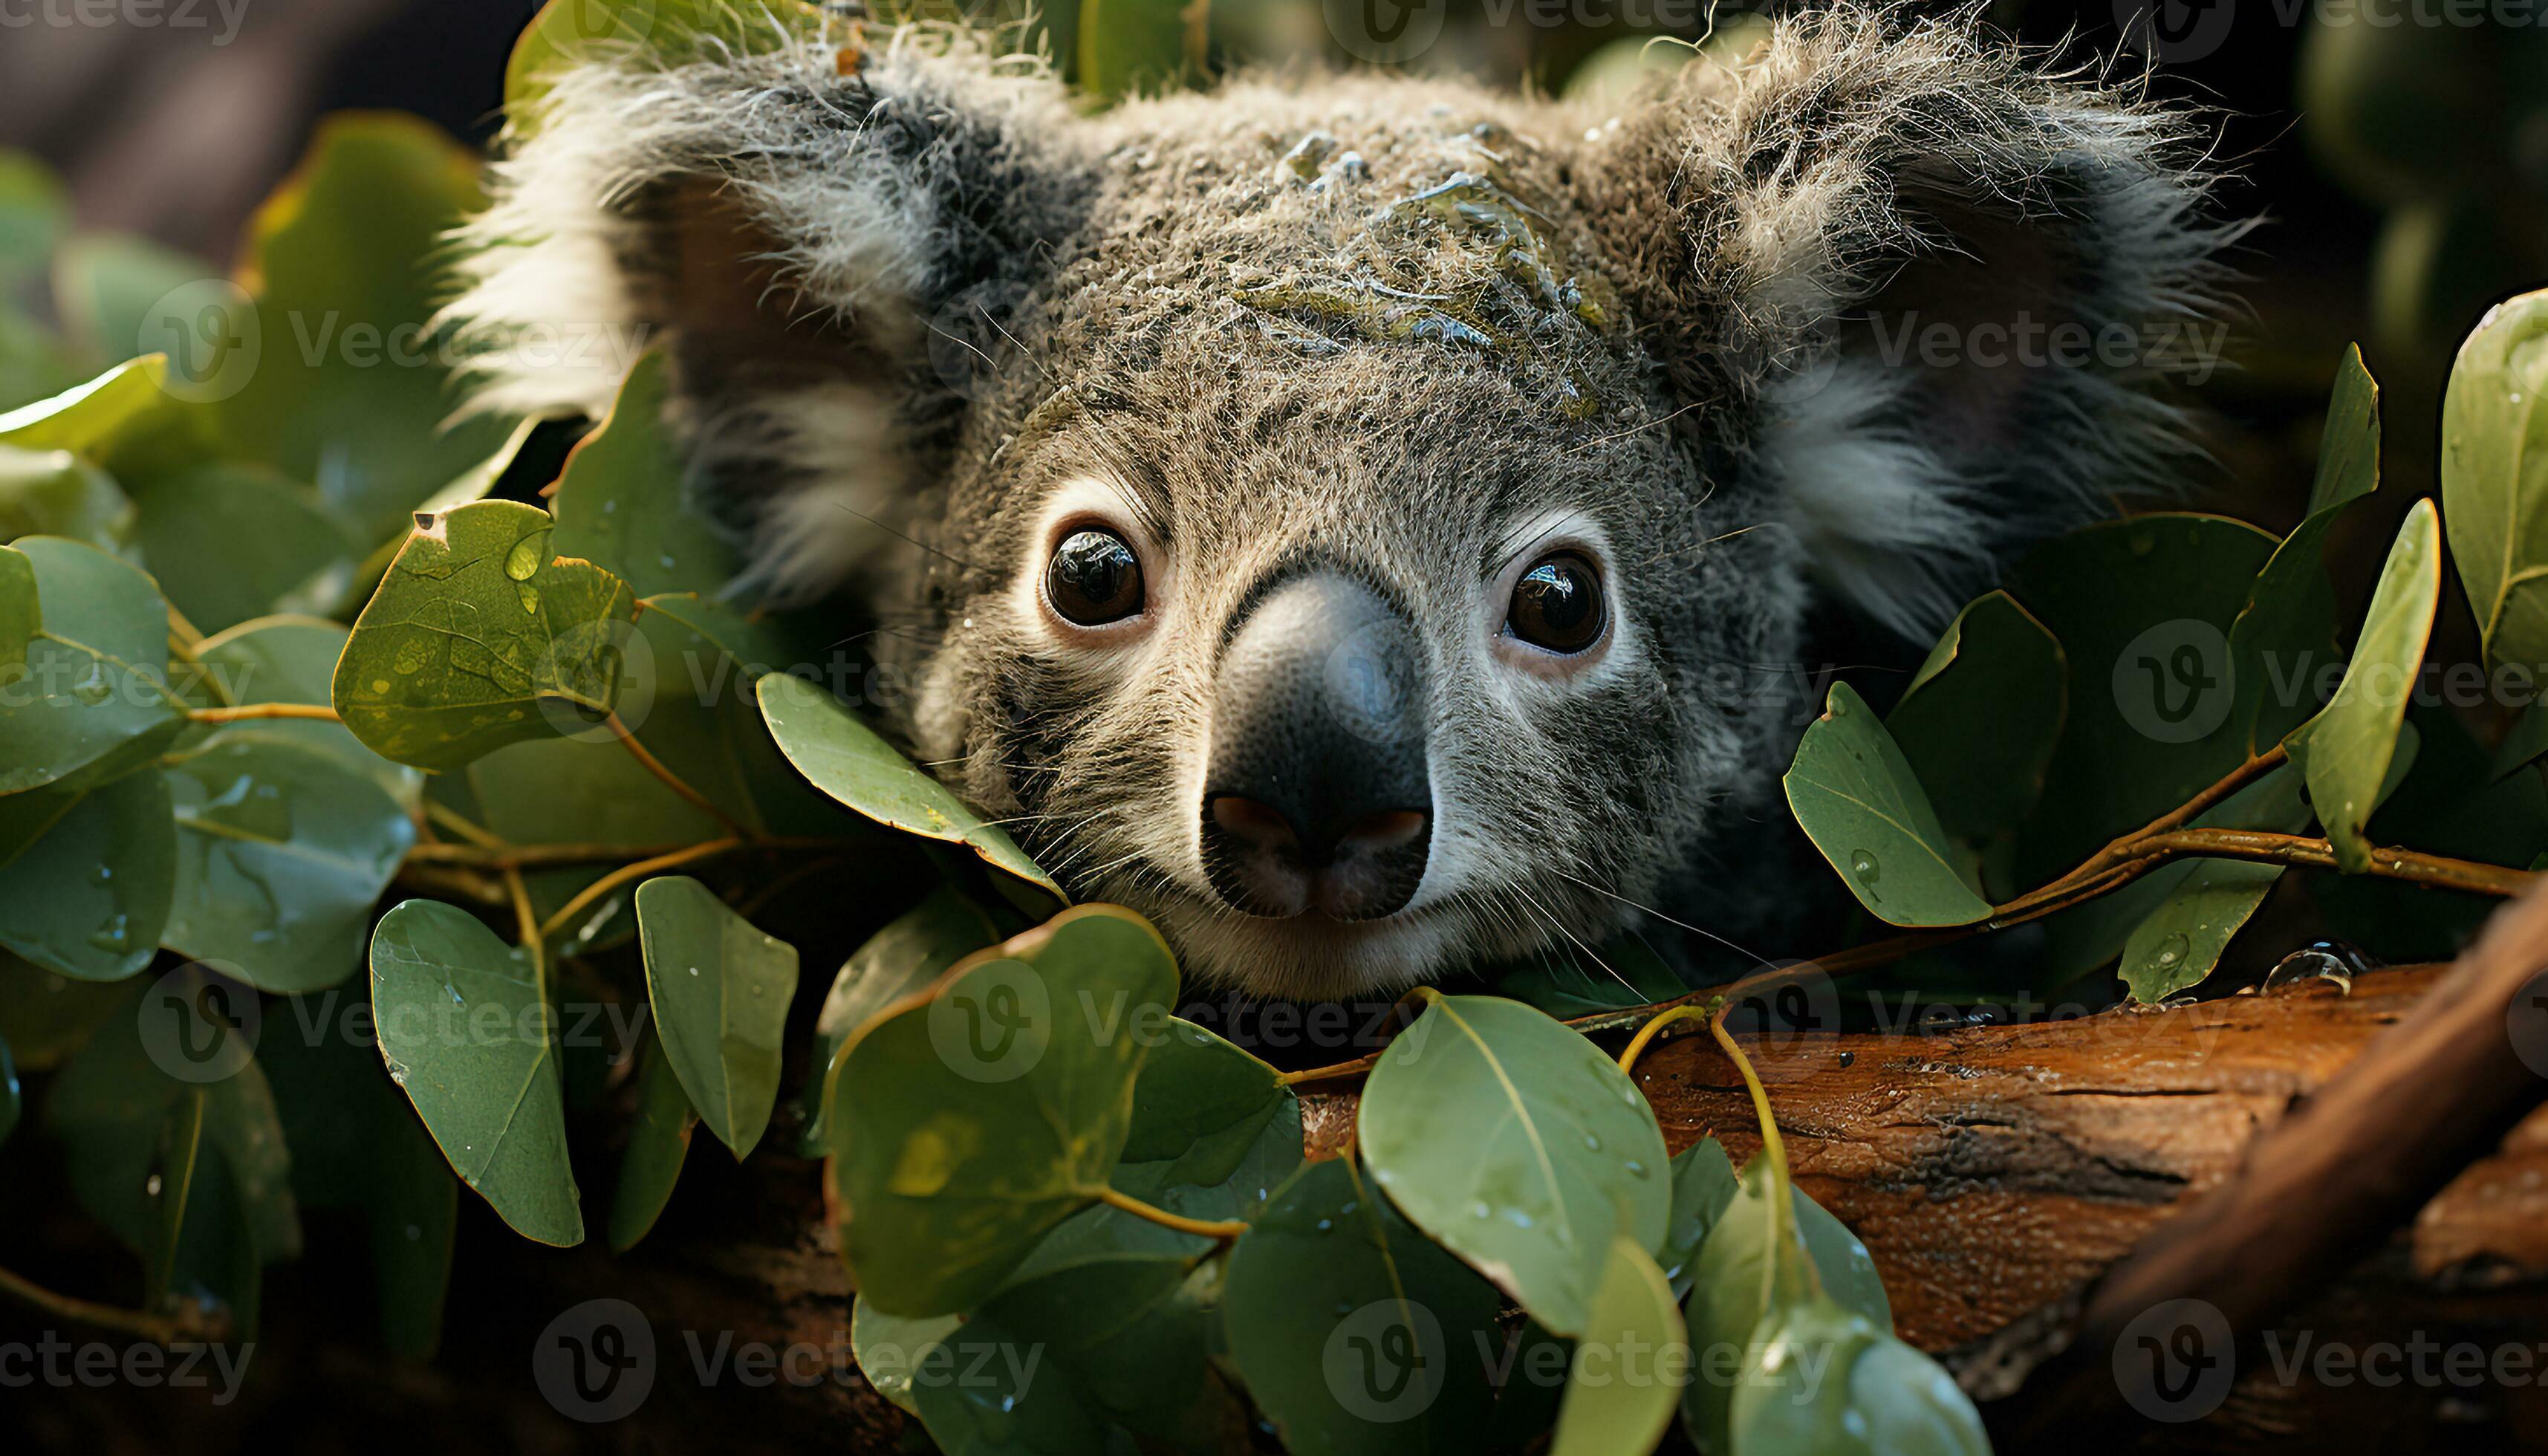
16, 966, 2548, 1453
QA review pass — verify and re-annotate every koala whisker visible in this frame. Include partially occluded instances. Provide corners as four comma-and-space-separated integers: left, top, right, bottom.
1509, 882, 1637, 995
825, 498, 984, 573
1546, 866, 1781, 975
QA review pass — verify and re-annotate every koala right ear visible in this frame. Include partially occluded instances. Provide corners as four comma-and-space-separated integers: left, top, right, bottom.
443, 35, 1091, 599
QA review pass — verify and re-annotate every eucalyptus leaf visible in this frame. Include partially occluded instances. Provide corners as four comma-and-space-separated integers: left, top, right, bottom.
969, 1242, 1235, 1446
1357, 994, 1671, 1336
163, 735, 415, 993
609, 1025, 698, 1252
0, 150, 68, 282
0, 356, 221, 482
1784, 682, 1993, 928
2443, 289, 2548, 680
0, 951, 126, 1067
2285, 499, 2443, 873
802, 885, 1003, 1155
624, 595, 858, 838
831, 906, 1176, 1316
129, 462, 356, 634
759, 669, 1062, 900
371, 1087, 461, 1359
1888, 590, 2067, 857
1729, 1299, 1987, 1456
635, 874, 798, 1158
52, 231, 220, 373
0, 536, 187, 796
1221, 1158, 1506, 1456
334, 499, 637, 771
1550, 1231, 1684, 1456
465, 735, 720, 955
908, 1304, 1110, 1455
850, 1296, 963, 1415
0, 443, 131, 547
1658, 1137, 1738, 1298
550, 352, 740, 598
193, 615, 423, 810
368, 898, 584, 1246
0, 770, 176, 981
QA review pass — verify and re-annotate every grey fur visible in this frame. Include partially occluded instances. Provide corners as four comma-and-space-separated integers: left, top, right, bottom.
447, 5, 2231, 997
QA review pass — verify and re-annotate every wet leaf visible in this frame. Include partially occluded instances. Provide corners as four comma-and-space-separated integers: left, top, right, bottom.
1888, 591, 2067, 857
967, 1238, 1235, 1446
2285, 500, 2443, 873
831, 906, 1175, 1316
1729, 1299, 1986, 1456
465, 734, 718, 956
193, 615, 423, 811
368, 898, 584, 1246
1358, 994, 1671, 1336
624, 594, 858, 838
1784, 682, 1993, 928
609, 1024, 698, 1252
550, 353, 741, 597
758, 669, 1062, 900
163, 735, 415, 993
0, 770, 175, 981
334, 499, 637, 772
635, 875, 797, 1158
908, 1304, 1110, 1455
802, 885, 1004, 1156
2229, 345, 2383, 754
0, 356, 221, 483
2443, 281, 2548, 681
851, 1296, 963, 1415
1657, 1137, 1738, 1299
1222, 1158, 1507, 1456
129, 462, 355, 634
1550, 1231, 1684, 1456
0, 536, 187, 796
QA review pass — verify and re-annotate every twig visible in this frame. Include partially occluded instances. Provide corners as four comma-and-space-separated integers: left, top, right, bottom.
605, 709, 747, 838
504, 866, 543, 981
424, 800, 507, 850
0, 1265, 211, 1345
533, 838, 747, 945
1091, 1185, 1249, 1241
186, 701, 340, 725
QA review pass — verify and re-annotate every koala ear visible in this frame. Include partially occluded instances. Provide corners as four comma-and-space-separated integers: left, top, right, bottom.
443, 38, 1087, 599
1578, 8, 2236, 636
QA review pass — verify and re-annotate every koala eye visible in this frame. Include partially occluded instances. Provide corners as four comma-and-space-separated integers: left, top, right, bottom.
1505, 551, 1605, 654
1046, 527, 1145, 625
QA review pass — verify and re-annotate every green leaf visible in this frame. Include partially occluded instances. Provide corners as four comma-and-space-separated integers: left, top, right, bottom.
0, 443, 132, 548
2009, 514, 2282, 880
1657, 1137, 1738, 1298
1888, 590, 2067, 857
368, 898, 584, 1246
850, 1296, 963, 1415
163, 735, 415, 992
193, 615, 423, 811
46, 968, 301, 1315
334, 499, 637, 771
964, 1235, 1235, 1446
1680, 1163, 1889, 1456
1550, 1230, 1684, 1456
550, 353, 741, 598
0, 536, 187, 796
0, 151, 68, 282
623, 594, 859, 838
0, 357, 221, 482
609, 1024, 698, 1252
908, 1305, 1110, 1455
371, 1087, 461, 1358
635, 875, 798, 1157
0, 770, 176, 981
464, 735, 719, 955
129, 463, 356, 634
802, 885, 1003, 1155
1784, 682, 1994, 927
0, 951, 126, 1068
2285, 499, 2443, 873
1729, 1299, 1987, 1456
2229, 346, 2384, 755
1221, 1158, 1507, 1456
507, 0, 828, 139
1357, 994, 1671, 1336
2444, 288, 2548, 680
758, 669, 1062, 900
51, 231, 220, 372
219, 114, 516, 542
832, 906, 1176, 1316
1079, 0, 1195, 100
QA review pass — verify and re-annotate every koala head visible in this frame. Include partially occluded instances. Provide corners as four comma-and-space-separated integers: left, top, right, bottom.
452, 9, 2226, 999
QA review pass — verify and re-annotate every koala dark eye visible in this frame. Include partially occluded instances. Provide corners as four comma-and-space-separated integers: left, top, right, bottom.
1506, 552, 1605, 654
1046, 528, 1145, 625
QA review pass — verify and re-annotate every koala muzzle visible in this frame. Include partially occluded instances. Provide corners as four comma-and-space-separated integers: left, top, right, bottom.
1200, 572, 1432, 921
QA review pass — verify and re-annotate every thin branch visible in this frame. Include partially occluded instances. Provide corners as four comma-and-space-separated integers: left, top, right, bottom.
605, 710, 748, 838
1091, 1186, 1249, 1241
533, 837, 747, 945
187, 701, 340, 725
0, 1265, 211, 1345
504, 866, 543, 981
423, 800, 507, 851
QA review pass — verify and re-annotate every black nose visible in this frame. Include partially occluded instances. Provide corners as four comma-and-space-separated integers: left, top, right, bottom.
1200, 572, 1431, 920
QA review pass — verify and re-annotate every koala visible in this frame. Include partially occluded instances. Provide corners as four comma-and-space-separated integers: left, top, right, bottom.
447, 4, 2228, 1001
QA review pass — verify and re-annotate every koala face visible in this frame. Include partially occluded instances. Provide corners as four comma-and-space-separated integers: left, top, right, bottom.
454, 10, 2223, 997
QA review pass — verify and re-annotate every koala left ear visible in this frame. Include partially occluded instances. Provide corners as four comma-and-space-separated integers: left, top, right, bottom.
442, 36, 1091, 599
1576, 6, 2237, 637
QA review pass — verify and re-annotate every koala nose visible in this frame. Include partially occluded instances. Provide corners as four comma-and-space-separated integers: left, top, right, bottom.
1200, 572, 1431, 921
